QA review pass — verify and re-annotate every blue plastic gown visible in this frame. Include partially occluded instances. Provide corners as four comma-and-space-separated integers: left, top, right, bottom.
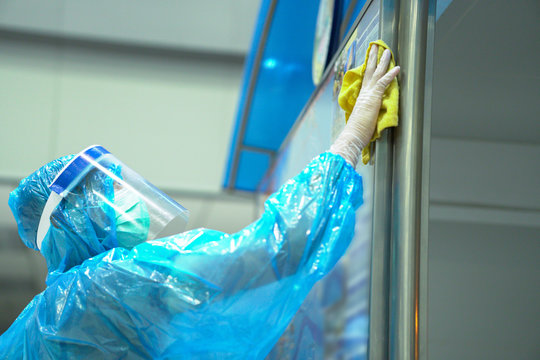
0, 152, 363, 359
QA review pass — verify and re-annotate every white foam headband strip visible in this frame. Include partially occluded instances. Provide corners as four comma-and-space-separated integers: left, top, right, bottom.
34, 145, 103, 251
36, 192, 63, 250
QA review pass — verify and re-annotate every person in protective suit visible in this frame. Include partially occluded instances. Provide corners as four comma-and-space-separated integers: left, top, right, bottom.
0, 46, 399, 359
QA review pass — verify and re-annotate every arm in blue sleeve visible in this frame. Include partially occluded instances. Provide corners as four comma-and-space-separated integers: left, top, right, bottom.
119, 151, 363, 357
161, 152, 364, 292
0, 152, 363, 360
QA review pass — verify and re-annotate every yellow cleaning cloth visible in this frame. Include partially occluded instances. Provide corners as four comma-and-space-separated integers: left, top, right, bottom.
338, 40, 399, 164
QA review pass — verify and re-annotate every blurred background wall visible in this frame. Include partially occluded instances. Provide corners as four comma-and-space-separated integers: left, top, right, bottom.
428, 0, 540, 358
0, 0, 260, 332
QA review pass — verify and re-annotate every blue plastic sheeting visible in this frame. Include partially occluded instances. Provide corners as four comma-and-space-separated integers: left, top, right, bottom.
2, 152, 362, 359
223, 0, 320, 191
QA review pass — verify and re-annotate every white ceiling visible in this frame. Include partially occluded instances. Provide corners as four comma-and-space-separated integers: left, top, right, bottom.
0, 0, 262, 196
0, 0, 260, 55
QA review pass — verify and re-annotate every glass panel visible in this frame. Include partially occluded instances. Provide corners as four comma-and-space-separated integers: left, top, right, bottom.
264, 1, 380, 358
428, 0, 540, 359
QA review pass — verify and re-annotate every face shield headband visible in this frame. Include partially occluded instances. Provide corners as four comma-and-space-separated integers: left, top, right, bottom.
36, 145, 189, 250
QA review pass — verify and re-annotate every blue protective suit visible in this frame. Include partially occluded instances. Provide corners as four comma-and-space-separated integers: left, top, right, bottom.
0, 152, 363, 359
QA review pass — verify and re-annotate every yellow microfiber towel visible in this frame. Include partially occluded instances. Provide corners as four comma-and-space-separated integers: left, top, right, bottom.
338, 40, 399, 164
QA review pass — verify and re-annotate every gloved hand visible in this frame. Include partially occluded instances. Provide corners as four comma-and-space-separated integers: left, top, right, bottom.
330, 44, 400, 167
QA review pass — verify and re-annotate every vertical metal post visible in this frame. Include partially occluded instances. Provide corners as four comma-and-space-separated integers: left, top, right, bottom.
389, 0, 430, 359
368, 0, 399, 359
418, 2, 436, 359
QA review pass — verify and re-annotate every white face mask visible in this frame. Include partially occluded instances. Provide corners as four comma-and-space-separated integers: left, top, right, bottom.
114, 187, 150, 249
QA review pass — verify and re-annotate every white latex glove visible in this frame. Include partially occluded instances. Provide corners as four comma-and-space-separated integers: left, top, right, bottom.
330, 45, 400, 167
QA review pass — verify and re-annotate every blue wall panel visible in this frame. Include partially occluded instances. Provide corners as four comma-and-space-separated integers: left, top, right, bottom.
224, 0, 320, 190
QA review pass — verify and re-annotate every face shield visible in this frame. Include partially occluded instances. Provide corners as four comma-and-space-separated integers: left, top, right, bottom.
36, 145, 189, 251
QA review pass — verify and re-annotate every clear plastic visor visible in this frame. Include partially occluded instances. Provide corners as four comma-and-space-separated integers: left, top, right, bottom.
36, 145, 189, 250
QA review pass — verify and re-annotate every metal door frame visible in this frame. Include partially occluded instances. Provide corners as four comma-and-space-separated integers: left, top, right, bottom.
368, 0, 435, 359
